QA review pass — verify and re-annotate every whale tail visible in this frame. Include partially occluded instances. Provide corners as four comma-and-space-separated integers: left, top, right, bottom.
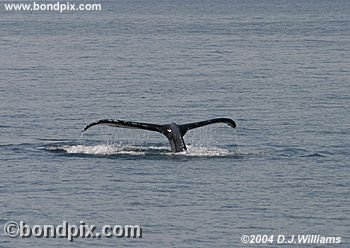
82, 118, 236, 152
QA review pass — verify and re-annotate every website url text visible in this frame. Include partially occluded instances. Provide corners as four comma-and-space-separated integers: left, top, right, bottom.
4, 1, 102, 12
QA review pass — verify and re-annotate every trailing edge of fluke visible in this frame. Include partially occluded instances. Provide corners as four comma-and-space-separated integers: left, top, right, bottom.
82, 118, 236, 153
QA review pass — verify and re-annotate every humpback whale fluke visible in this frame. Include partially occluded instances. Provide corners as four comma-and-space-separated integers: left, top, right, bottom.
82, 118, 236, 153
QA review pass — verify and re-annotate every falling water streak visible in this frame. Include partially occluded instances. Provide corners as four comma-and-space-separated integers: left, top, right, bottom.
232, 129, 240, 154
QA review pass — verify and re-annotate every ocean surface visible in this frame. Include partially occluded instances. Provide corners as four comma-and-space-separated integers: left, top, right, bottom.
1, 0, 349, 247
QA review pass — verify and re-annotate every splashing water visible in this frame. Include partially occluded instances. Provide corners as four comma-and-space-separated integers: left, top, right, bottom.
62, 144, 146, 155
50, 144, 235, 157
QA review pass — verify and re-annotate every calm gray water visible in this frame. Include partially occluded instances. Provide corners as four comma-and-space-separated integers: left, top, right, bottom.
1, 0, 349, 247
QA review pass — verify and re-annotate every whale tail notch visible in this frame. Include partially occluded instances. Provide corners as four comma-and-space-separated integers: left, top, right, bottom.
82, 118, 236, 152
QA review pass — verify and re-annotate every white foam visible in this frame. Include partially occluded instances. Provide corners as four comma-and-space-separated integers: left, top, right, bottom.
61, 144, 145, 155
50, 144, 237, 157
183, 145, 232, 157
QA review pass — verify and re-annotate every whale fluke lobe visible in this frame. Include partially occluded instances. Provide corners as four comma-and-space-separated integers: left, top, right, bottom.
82, 118, 236, 153
82, 119, 164, 133
179, 118, 236, 136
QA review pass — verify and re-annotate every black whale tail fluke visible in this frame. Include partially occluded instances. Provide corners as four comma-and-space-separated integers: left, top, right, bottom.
179, 118, 236, 136
82, 119, 165, 133
82, 118, 236, 153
